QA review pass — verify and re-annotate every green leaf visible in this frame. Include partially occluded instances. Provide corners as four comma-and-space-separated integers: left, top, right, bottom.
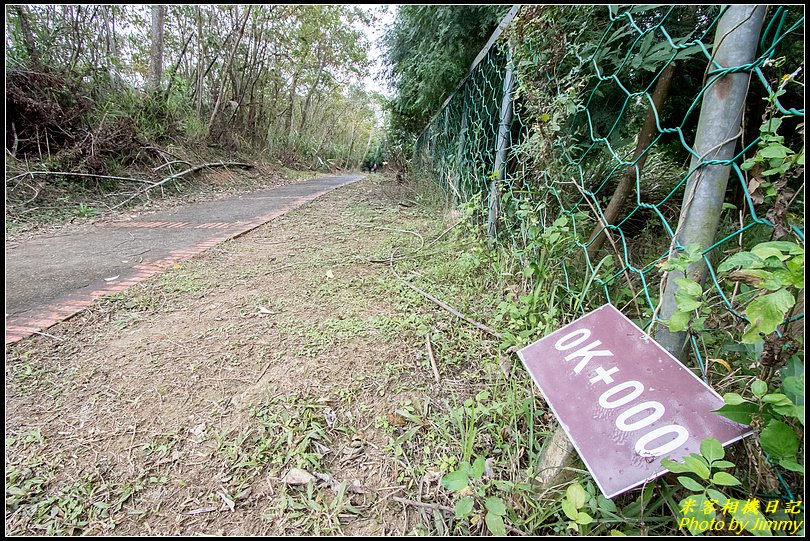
668, 310, 691, 332
723, 393, 748, 406
718, 252, 764, 273
562, 498, 579, 521
470, 456, 486, 479
610, 530, 627, 536
751, 379, 768, 398
441, 470, 469, 491
758, 144, 790, 160
576, 511, 593, 525
678, 494, 716, 535
743, 289, 795, 343
791, 405, 804, 426
674, 278, 702, 297
661, 457, 691, 474
760, 117, 783, 134
778, 458, 804, 473
700, 438, 724, 463
780, 375, 804, 406
485, 496, 506, 516
598, 494, 618, 514
566, 482, 587, 508
759, 419, 799, 459
683, 455, 710, 480
711, 472, 741, 486
705, 489, 728, 505
752, 240, 801, 259
771, 268, 802, 289
780, 355, 804, 377
485, 511, 506, 536
713, 402, 757, 425
677, 476, 705, 492
711, 460, 735, 469
455, 496, 474, 518
674, 295, 702, 312
553, 216, 568, 227
762, 393, 792, 406
475, 390, 490, 402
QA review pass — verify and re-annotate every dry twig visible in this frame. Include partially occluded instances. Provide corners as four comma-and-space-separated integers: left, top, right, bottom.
425, 330, 441, 384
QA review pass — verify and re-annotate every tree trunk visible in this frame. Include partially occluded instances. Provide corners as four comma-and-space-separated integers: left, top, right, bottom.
585, 62, 677, 259
207, 5, 252, 134
299, 46, 325, 135
284, 68, 302, 141
195, 6, 205, 114
358, 124, 374, 169
344, 113, 358, 168
148, 5, 166, 92
14, 5, 39, 65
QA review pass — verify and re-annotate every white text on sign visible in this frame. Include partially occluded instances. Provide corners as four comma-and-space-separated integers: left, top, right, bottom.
554, 327, 689, 457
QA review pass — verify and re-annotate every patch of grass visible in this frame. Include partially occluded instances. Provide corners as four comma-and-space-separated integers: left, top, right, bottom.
141, 433, 180, 461
215, 394, 350, 494
356, 189, 692, 535
105, 288, 163, 315
5, 450, 143, 536
158, 267, 205, 297
262, 479, 362, 535
72, 202, 99, 218
279, 316, 371, 357
7, 356, 47, 392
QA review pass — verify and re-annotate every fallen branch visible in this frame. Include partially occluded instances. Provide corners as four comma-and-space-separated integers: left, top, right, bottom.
392, 497, 454, 513
384, 247, 501, 338
401, 279, 502, 339
375, 226, 425, 251
110, 161, 254, 210
153, 160, 193, 172
6, 170, 156, 185
425, 330, 440, 384
424, 218, 464, 250
366, 220, 465, 264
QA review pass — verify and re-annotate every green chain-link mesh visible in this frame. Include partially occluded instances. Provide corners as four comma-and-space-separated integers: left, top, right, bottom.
412, 5, 804, 376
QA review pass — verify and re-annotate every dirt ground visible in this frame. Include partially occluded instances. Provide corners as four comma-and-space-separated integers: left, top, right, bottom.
5, 174, 514, 535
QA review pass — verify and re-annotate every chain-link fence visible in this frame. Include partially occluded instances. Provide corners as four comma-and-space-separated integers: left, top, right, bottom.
412, 5, 804, 375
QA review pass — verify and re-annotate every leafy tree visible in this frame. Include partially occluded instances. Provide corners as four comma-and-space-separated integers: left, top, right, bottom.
382, 6, 508, 148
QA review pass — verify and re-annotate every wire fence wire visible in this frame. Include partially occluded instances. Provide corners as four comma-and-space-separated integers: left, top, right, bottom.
412, 5, 804, 372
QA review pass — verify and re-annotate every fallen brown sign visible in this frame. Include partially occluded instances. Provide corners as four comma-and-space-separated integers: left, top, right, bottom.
518, 304, 752, 498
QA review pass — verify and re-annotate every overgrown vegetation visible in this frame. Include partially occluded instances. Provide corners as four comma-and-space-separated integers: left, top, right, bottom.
388, 3, 804, 537
381, 5, 508, 162
5, 5, 383, 228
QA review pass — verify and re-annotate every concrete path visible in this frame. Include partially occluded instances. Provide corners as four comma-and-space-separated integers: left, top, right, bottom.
5, 174, 363, 344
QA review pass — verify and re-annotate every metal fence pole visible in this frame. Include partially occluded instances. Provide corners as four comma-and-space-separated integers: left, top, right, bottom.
487, 44, 515, 240
453, 99, 469, 205
655, 5, 767, 361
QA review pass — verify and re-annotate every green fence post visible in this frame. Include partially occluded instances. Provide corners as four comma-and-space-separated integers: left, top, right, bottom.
655, 5, 767, 361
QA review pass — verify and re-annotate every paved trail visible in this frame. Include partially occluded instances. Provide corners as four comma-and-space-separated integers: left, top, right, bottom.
5, 174, 362, 343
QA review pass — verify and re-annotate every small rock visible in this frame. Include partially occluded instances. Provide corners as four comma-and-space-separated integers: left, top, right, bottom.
282, 467, 315, 486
